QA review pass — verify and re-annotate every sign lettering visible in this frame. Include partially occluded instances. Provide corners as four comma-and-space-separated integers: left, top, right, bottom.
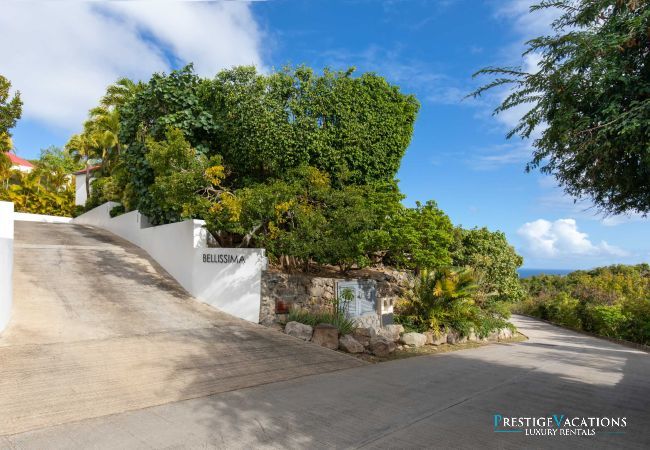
202, 254, 246, 264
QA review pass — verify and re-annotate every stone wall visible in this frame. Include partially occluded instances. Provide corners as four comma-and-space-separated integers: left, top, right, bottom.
260, 268, 410, 327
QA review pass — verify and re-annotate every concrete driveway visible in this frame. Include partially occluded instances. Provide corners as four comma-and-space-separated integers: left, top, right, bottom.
0, 222, 363, 437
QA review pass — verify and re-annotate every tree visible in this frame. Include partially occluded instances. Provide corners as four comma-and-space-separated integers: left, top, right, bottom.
384, 200, 455, 272
65, 132, 98, 201
87, 106, 121, 172
116, 65, 419, 222
453, 227, 525, 303
471, 0, 650, 214
211, 65, 420, 186
0, 74, 22, 157
38, 146, 82, 174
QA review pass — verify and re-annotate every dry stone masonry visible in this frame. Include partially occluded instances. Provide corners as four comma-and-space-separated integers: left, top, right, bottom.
260, 269, 409, 327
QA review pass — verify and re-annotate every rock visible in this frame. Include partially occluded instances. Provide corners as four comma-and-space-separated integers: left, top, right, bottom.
355, 314, 381, 330
468, 330, 479, 342
400, 332, 427, 348
498, 327, 514, 340
284, 321, 313, 341
339, 334, 364, 353
447, 330, 467, 345
377, 324, 404, 342
369, 335, 396, 357
352, 327, 377, 347
312, 323, 339, 350
425, 331, 448, 346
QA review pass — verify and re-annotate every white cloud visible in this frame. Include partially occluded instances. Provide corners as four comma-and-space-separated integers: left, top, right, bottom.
0, 1, 263, 131
469, 141, 532, 170
320, 46, 463, 105
517, 218, 628, 259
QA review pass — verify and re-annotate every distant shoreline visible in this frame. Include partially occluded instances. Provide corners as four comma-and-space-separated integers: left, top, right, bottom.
517, 268, 574, 278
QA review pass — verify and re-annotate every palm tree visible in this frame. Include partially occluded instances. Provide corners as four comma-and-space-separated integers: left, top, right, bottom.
87, 107, 120, 171
402, 267, 479, 332
100, 77, 143, 109
65, 133, 97, 201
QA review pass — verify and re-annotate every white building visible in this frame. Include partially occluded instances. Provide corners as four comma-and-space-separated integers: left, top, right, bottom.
74, 165, 100, 206
7, 153, 34, 173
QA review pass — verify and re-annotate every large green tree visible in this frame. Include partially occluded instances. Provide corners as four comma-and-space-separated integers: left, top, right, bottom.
453, 227, 525, 303
472, 0, 650, 214
117, 65, 419, 223
0, 75, 22, 164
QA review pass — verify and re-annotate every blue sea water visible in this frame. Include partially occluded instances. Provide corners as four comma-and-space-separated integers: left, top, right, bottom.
517, 268, 574, 279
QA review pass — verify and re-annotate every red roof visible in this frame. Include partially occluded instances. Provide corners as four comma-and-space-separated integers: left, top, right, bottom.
73, 165, 101, 175
7, 153, 34, 168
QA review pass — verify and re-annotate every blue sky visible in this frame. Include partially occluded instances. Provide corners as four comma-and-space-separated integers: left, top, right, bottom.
3, 0, 648, 269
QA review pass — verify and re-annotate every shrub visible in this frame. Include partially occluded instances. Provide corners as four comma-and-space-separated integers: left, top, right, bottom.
517, 265, 650, 345
394, 267, 510, 337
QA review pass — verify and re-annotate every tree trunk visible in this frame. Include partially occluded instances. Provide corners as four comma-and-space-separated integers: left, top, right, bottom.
84, 160, 90, 201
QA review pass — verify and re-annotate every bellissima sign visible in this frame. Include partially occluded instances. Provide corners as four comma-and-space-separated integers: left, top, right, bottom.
202, 253, 247, 264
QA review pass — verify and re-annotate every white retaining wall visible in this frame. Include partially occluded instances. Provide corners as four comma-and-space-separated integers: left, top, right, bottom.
74, 202, 266, 322
0, 202, 14, 333
14, 212, 72, 223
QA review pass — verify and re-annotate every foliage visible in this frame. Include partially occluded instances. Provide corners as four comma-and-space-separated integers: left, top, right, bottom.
210, 65, 420, 186
286, 288, 358, 336
37, 146, 83, 174
0, 165, 75, 216
144, 127, 225, 223
517, 264, 650, 344
0, 74, 22, 155
394, 268, 511, 336
114, 65, 418, 221
471, 0, 650, 214
204, 165, 404, 272
383, 200, 455, 272
452, 227, 525, 303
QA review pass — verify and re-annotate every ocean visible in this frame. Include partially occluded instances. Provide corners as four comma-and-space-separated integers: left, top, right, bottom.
517, 268, 574, 279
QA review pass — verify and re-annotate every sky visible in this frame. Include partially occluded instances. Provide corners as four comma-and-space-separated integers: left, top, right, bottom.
2, 0, 648, 269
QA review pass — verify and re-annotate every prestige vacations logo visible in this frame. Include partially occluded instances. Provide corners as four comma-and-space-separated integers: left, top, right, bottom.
493, 414, 627, 436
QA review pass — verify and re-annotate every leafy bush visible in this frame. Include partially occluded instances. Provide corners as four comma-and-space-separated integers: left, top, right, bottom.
0, 166, 75, 216
109, 204, 125, 218
394, 267, 510, 337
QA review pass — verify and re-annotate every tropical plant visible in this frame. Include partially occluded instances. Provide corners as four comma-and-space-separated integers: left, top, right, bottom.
65, 132, 99, 201
471, 0, 650, 214
0, 166, 75, 216
395, 267, 510, 336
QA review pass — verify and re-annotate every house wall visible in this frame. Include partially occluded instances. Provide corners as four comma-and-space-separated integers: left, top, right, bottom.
74, 202, 266, 322
0, 202, 14, 333
75, 173, 88, 206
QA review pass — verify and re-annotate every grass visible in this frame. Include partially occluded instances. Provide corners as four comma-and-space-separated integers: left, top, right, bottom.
287, 307, 358, 335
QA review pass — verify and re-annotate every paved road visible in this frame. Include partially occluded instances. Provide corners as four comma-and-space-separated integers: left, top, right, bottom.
5, 317, 649, 450
2, 222, 649, 449
0, 222, 363, 437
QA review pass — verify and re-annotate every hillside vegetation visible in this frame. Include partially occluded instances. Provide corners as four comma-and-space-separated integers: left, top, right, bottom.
516, 264, 650, 345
